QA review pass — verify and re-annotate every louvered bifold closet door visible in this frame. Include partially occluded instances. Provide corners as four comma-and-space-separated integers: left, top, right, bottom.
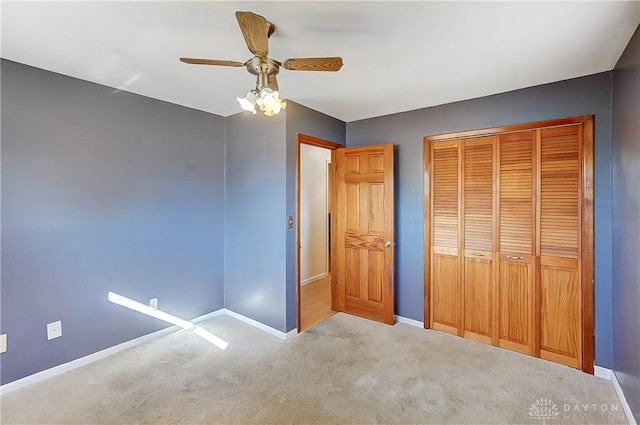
538, 125, 582, 368
431, 141, 461, 335
498, 131, 536, 355
462, 137, 497, 344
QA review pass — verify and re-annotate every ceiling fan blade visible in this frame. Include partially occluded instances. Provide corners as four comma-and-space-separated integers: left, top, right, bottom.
283, 57, 343, 72
268, 74, 279, 92
180, 58, 245, 67
235, 11, 271, 56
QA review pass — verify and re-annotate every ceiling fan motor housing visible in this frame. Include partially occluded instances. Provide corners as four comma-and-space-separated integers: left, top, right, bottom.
246, 56, 280, 76
246, 56, 280, 89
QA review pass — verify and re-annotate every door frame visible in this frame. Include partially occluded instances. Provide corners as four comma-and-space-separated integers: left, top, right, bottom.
296, 133, 343, 333
423, 115, 594, 373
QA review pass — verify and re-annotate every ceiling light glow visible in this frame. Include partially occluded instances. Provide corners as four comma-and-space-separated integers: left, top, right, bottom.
236, 90, 258, 114
256, 87, 286, 117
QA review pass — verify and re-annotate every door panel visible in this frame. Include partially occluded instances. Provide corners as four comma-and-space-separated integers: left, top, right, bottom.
431, 141, 461, 334
335, 144, 394, 324
462, 137, 496, 344
499, 132, 535, 254
368, 251, 384, 303
540, 257, 581, 367
538, 125, 582, 367
432, 254, 459, 335
498, 132, 535, 355
345, 248, 360, 298
464, 256, 493, 343
498, 256, 534, 354
539, 126, 580, 258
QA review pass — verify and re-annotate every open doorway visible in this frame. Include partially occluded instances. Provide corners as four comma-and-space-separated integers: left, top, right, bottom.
296, 134, 342, 332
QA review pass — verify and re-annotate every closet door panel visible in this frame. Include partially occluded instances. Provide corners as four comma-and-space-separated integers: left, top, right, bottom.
431, 141, 461, 335
464, 255, 493, 343
432, 253, 460, 334
498, 131, 535, 355
539, 125, 582, 367
498, 255, 534, 354
540, 257, 581, 367
462, 137, 495, 344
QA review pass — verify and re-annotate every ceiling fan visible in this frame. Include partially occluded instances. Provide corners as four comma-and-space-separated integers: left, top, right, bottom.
180, 11, 344, 117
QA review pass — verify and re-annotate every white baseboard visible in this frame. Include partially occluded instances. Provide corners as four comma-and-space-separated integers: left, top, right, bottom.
285, 328, 298, 339
191, 309, 225, 323
0, 308, 225, 396
594, 366, 637, 425
222, 309, 296, 340
394, 315, 424, 328
301, 272, 328, 286
594, 365, 613, 380
612, 370, 638, 425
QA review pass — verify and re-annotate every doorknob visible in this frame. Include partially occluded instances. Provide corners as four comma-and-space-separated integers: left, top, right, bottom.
384, 241, 392, 248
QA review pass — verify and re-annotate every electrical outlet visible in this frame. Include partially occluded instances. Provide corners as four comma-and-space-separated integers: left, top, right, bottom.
0, 334, 7, 354
149, 298, 158, 310
47, 320, 63, 340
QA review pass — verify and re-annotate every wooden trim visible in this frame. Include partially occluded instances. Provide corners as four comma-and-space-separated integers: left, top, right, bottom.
333, 148, 346, 313
534, 129, 541, 358
458, 141, 465, 337
540, 349, 581, 369
423, 138, 432, 328
464, 331, 492, 345
581, 116, 595, 374
297, 133, 343, 150
384, 143, 396, 325
425, 116, 593, 142
492, 136, 500, 346
329, 160, 337, 312
296, 137, 301, 333
433, 322, 458, 335
295, 133, 343, 333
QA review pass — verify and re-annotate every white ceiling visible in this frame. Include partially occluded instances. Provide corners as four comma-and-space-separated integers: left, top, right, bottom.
2, 1, 639, 122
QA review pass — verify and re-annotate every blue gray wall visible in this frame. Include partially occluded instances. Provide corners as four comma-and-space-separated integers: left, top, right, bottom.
224, 111, 288, 331
224, 101, 345, 334
1, 60, 226, 385
612, 24, 640, 420
346, 72, 615, 368
285, 102, 345, 331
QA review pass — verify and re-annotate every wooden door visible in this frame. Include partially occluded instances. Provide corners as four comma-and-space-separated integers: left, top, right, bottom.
538, 125, 582, 368
497, 131, 536, 355
430, 140, 461, 335
334, 144, 395, 324
462, 136, 496, 344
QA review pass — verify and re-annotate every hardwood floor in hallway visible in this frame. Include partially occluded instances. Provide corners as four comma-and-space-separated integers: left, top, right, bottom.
300, 275, 335, 331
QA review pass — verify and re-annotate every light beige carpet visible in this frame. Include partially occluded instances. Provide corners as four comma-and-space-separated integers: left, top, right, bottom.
0, 313, 627, 425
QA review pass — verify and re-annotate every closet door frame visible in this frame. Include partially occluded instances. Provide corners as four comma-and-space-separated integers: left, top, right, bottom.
423, 115, 594, 374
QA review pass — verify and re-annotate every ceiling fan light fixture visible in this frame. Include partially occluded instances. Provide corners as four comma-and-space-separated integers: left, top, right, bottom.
181, 11, 339, 118
236, 90, 258, 114
256, 87, 286, 116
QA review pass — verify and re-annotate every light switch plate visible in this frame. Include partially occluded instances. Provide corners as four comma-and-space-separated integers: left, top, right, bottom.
0, 334, 7, 353
47, 320, 63, 340
149, 298, 158, 310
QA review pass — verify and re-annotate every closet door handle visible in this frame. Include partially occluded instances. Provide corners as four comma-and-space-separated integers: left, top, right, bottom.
471, 253, 485, 257
506, 255, 523, 260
